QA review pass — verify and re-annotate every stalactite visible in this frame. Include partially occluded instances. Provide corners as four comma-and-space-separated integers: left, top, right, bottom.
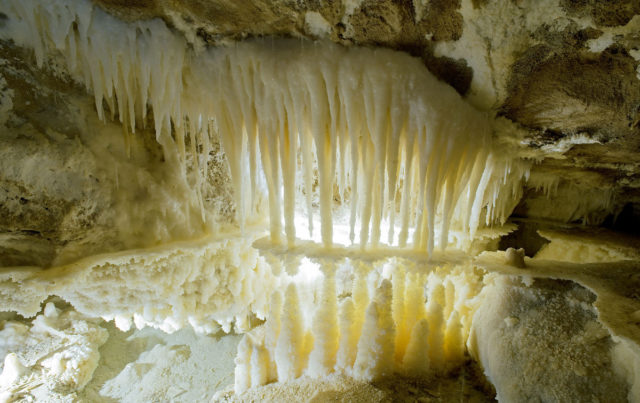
0, 0, 530, 253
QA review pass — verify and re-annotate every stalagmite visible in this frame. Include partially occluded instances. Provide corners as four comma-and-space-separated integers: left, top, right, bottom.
398, 271, 427, 362
351, 301, 384, 380
444, 278, 456, 320
444, 311, 464, 367
392, 266, 408, 364
351, 262, 371, 347
264, 291, 283, 382
250, 346, 269, 388
352, 280, 395, 380
335, 298, 358, 371
234, 336, 252, 394
307, 264, 339, 376
275, 284, 306, 381
233, 264, 480, 391
426, 300, 445, 370
402, 319, 431, 376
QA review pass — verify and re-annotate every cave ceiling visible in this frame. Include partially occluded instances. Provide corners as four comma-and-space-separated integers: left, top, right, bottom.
88, 0, 640, 221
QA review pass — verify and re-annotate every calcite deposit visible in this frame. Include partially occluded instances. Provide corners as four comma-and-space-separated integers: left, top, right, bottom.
0, 0, 639, 402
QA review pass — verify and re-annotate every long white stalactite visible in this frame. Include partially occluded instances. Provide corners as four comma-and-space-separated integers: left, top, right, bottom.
1, 0, 528, 253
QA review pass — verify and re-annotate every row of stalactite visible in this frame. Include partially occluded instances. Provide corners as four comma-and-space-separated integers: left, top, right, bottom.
1, 0, 529, 254
234, 263, 475, 393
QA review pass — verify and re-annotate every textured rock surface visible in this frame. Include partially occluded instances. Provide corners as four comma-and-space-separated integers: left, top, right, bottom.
470, 275, 628, 402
